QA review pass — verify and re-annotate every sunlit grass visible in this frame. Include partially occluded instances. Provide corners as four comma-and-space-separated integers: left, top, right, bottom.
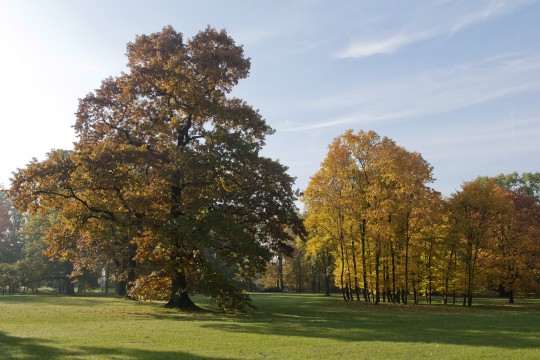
0, 292, 538, 359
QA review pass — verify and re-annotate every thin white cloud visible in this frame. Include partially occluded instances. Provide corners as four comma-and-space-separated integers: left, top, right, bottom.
417, 116, 540, 147
335, 0, 535, 59
282, 54, 540, 131
335, 32, 429, 59
280, 110, 417, 132
450, 0, 506, 34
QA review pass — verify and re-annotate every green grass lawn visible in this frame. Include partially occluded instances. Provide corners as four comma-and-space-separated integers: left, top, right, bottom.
0, 292, 538, 359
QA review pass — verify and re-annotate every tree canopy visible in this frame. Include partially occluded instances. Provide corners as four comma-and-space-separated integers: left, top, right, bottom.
9, 26, 303, 311
301, 131, 539, 305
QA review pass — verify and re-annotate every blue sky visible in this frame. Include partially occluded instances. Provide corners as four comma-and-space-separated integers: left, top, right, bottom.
1, 0, 539, 200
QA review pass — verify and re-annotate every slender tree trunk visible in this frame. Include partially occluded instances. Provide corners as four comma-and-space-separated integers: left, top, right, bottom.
404, 212, 410, 305
311, 265, 317, 292
412, 278, 418, 304
389, 238, 396, 303
381, 264, 386, 303
452, 254, 457, 305
467, 238, 481, 307
345, 248, 353, 300
339, 239, 346, 300
104, 265, 109, 294
464, 239, 473, 306
443, 248, 454, 305
297, 256, 302, 292
361, 218, 369, 302
375, 242, 381, 304
509, 289, 514, 304
351, 236, 360, 301
324, 251, 331, 296
324, 272, 331, 296
277, 254, 284, 291
427, 240, 433, 305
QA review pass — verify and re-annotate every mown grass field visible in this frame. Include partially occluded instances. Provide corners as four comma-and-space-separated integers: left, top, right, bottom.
0, 292, 538, 359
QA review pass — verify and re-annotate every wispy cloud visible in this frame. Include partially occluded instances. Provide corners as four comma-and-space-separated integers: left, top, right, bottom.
417, 116, 540, 148
450, 0, 506, 34
281, 53, 540, 131
335, 0, 535, 59
335, 32, 429, 59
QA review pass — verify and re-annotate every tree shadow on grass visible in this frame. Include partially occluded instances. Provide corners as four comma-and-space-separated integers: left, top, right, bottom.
0, 331, 232, 360
273, 304, 538, 349
145, 294, 540, 350
0, 331, 70, 360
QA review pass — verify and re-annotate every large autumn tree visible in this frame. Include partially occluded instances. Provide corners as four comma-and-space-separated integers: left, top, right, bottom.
10, 26, 303, 311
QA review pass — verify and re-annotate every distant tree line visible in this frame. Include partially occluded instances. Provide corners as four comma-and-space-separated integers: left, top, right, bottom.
0, 193, 99, 294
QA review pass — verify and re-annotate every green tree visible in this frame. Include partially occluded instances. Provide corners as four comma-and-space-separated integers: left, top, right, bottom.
10, 26, 303, 311
477, 172, 540, 203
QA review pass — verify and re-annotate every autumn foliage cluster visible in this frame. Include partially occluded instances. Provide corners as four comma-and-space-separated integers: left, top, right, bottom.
301, 130, 540, 305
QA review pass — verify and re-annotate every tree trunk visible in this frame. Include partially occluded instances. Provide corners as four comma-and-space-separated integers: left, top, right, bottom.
104, 265, 109, 293
375, 244, 381, 304
452, 255, 457, 305
116, 280, 127, 297
311, 265, 317, 292
166, 271, 198, 310
127, 264, 136, 294
498, 283, 506, 297
324, 251, 331, 296
345, 249, 353, 300
339, 230, 347, 301
64, 261, 75, 295
277, 254, 284, 291
413, 279, 418, 305
390, 239, 396, 303
351, 236, 360, 301
508, 289, 514, 304
65, 280, 75, 295
443, 248, 454, 305
403, 212, 410, 305
297, 256, 302, 292
361, 218, 369, 302
427, 240, 433, 305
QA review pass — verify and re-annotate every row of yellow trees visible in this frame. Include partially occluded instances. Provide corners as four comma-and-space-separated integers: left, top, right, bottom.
302, 130, 540, 305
